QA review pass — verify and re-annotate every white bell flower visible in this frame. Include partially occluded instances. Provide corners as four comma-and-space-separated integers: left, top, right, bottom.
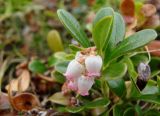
78, 76, 94, 96
64, 60, 84, 81
85, 55, 102, 77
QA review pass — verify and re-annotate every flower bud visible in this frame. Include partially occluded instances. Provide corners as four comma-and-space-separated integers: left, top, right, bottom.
136, 62, 151, 91
68, 79, 78, 91
78, 76, 94, 96
137, 62, 151, 81
64, 60, 84, 81
85, 55, 102, 77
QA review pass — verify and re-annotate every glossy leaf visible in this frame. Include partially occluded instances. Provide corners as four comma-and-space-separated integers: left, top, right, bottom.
135, 105, 142, 116
131, 54, 148, 66
52, 71, 65, 84
107, 78, 126, 98
105, 12, 125, 54
55, 61, 69, 74
54, 52, 67, 61
93, 7, 114, 26
134, 94, 160, 105
124, 57, 140, 97
65, 98, 110, 113
106, 29, 157, 62
47, 30, 64, 52
57, 9, 90, 47
48, 55, 58, 67
92, 16, 113, 50
142, 80, 159, 95
143, 109, 160, 116
65, 106, 84, 113
49, 92, 70, 105
103, 62, 127, 80
69, 44, 83, 52
84, 98, 110, 109
28, 60, 47, 73
113, 105, 124, 116
157, 75, 160, 90
123, 107, 135, 116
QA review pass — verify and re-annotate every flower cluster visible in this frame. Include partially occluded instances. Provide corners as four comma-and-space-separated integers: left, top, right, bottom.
64, 47, 102, 96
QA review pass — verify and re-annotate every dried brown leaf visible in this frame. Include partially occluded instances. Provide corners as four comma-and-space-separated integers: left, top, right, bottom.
12, 93, 40, 111
141, 4, 156, 17
5, 79, 18, 92
120, 0, 135, 25
143, 14, 160, 28
6, 70, 30, 92
18, 69, 30, 92
0, 92, 11, 110
147, 40, 160, 56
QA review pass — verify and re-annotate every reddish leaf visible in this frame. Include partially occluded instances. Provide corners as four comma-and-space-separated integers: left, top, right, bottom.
147, 40, 160, 56
120, 0, 135, 25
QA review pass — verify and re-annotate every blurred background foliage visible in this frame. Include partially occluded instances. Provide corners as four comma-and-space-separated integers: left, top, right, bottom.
0, 0, 159, 57
0, 0, 160, 115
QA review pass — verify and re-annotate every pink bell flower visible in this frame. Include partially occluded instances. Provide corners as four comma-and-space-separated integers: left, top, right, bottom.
78, 76, 94, 96
67, 79, 78, 91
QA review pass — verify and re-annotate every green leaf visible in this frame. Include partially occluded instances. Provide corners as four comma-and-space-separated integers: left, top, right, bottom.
92, 16, 113, 50
133, 94, 160, 105
57, 9, 90, 47
143, 109, 160, 116
47, 30, 64, 52
65, 98, 110, 113
28, 60, 47, 73
65, 106, 84, 113
131, 54, 148, 66
135, 105, 142, 116
54, 52, 67, 61
107, 78, 126, 98
142, 80, 159, 95
48, 55, 58, 67
84, 98, 110, 109
124, 57, 140, 97
157, 75, 160, 91
49, 92, 69, 105
105, 12, 125, 54
103, 62, 127, 80
55, 61, 69, 74
52, 71, 65, 84
69, 44, 83, 52
123, 108, 135, 116
113, 105, 124, 116
151, 70, 160, 78
149, 57, 160, 71
106, 29, 157, 62
93, 7, 114, 26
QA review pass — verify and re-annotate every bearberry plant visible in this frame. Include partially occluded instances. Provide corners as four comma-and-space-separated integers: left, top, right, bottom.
53, 7, 159, 115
